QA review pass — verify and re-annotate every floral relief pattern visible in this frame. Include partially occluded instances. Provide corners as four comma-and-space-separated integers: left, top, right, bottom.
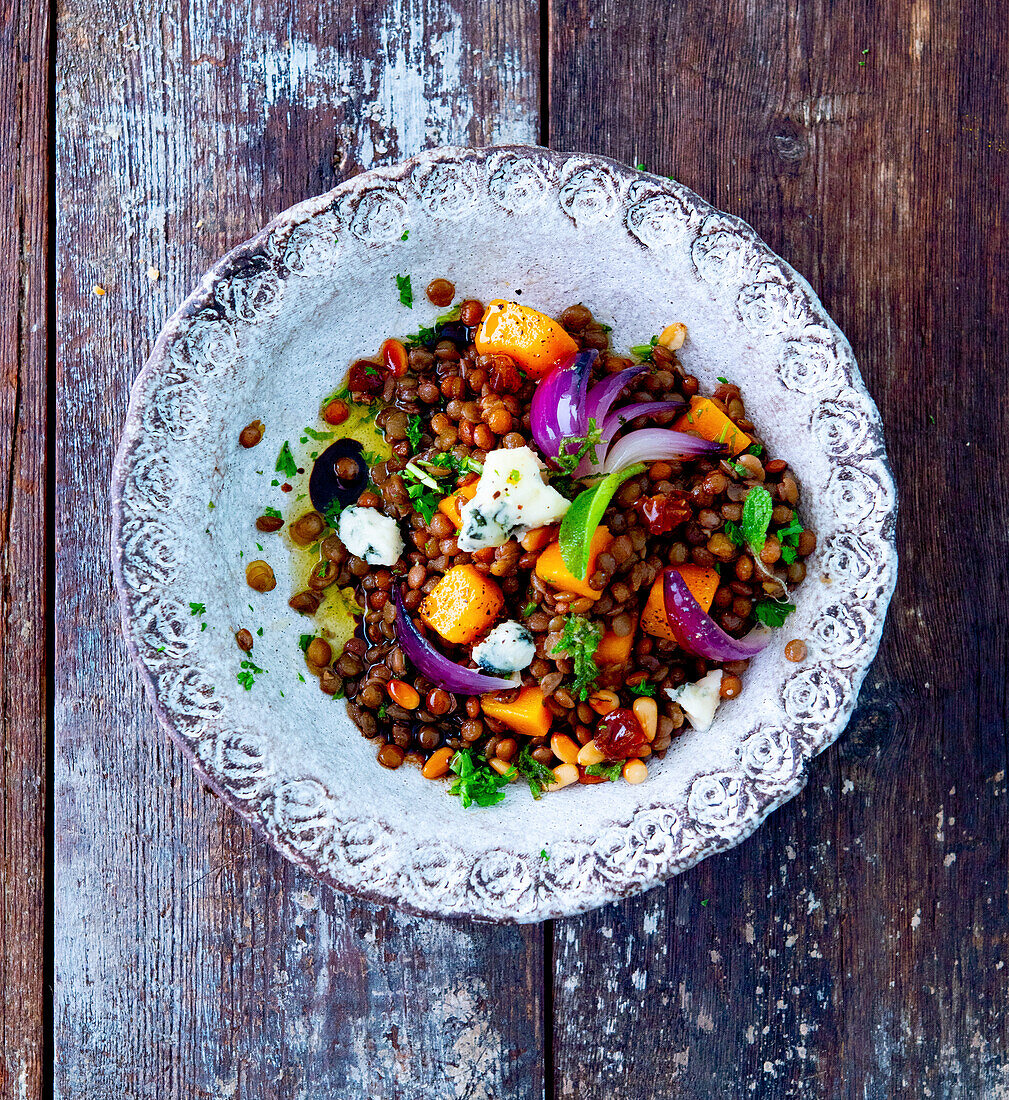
112, 148, 897, 921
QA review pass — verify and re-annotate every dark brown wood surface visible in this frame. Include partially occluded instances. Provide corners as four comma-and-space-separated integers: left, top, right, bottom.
0, 2, 49, 1099
45, 0, 1009, 1096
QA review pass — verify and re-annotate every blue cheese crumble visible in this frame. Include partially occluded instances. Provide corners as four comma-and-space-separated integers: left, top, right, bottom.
457, 446, 570, 552
472, 620, 536, 675
665, 670, 724, 731
337, 505, 404, 566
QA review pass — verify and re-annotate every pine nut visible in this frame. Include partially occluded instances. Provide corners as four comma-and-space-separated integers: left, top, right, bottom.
546, 763, 579, 790
632, 697, 658, 742
550, 733, 580, 765
588, 689, 619, 716
657, 322, 687, 351
623, 759, 648, 784
577, 739, 606, 766
421, 747, 454, 780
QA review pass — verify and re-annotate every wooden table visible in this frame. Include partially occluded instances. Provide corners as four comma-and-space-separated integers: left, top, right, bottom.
2, 0, 1001, 1094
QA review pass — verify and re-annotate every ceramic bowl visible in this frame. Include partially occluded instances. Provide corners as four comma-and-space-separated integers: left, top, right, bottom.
112, 146, 897, 922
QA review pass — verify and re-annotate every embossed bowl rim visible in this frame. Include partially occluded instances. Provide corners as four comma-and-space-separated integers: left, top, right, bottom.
112, 145, 898, 922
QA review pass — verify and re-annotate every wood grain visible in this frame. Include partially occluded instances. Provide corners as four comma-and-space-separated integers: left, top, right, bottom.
0, 2, 48, 1098
54, 1, 541, 1096
549, 0, 1009, 1096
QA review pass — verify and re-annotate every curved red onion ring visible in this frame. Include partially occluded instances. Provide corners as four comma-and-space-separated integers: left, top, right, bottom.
583, 365, 647, 425
530, 350, 597, 462
602, 428, 724, 475
393, 588, 516, 694
662, 568, 771, 660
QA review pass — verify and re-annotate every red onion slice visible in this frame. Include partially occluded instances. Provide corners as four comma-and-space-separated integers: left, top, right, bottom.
583, 366, 648, 425
393, 588, 517, 694
662, 568, 771, 660
530, 350, 596, 463
602, 427, 724, 475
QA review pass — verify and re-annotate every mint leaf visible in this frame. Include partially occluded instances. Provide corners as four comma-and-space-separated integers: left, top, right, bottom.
741, 486, 774, 553
723, 520, 745, 547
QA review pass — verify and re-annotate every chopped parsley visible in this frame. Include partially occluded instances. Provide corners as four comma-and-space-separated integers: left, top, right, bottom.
635, 162, 646, 170
298, 634, 313, 652
263, 505, 282, 519
424, 452, 483, 477
322, 500, 343, 527
555, 416, 604, 475
400, 229, 409, 241
377, 702, 388, 720
724, 519, 745, 547
207, 501, 215, 510
276, 441, 298, 479
236, 658, 267, 690
741, 486, 774, 553
628, 681, 656, 698
629, 335, 659, 361
745, 443, 764, 457
717, 376, 729, 384
521, 601, 537, 617
256, 627, 264, 636
406, 414, 423, 450
728, 461, 751, 478
405, 323, 436, 348
776, 515, 804, 565
407, 483, 439, 523
540, 849, 550, 860
200, 623, 207, 631
303, 426, 333, 442
298, 672, 306, 683
516, 745, 556, 800
754, 600, 796, 628
550, 615, 602, 701
189, 602, 206, 617
585, 762, 623, 782
395, 274, 414, 308
448, 749, 514, 808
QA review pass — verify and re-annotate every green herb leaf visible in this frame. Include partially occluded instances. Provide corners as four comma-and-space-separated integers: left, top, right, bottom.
554, 416, 604, 476
400, 229, 409, 241
540, 849, 550, 860
377, 702, 388, 720
723, 520, 745, 547
754, 599, 796, 628
322, 500, 343, 527
628, 681, 656, 698
521, 601, 537, 618
263, 505, 282, 519
629, 335, 659, 361
256, 627, 264, 636
405, 324, 436, 348
395, 273, 414, 308
780, 545, 797, 564
298, 634, 313, 652
559, 463, 646, 579
717, 376, 729, 384
550, 615, 602, 701
236, 658, 267, 690
189, 602, 206, 617
585, 761, 623, 782
516, 745, 556, 800
745, 443, 764, 457
406, 414, 423, 450
776, 516, 804, 546
303, 426, 333, 442
741, 486, 774, 553
276, 441, 298, 479
448, 749, 513, 808
436, 305, 461, 324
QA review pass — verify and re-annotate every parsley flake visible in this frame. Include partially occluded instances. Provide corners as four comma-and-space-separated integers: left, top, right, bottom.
406, 414, 423, 450
448, 749, 513, 808
628, 681, 656, 698
754, 600, 796, 628
555, 416, 604, 475
395, 274, 414, 308
276, 441, 298, 479
516, 745, 556, 800
585, 761, 623, 782
263, 505, 282, 519
236, 658, 267, 690
400, 229, 409, 241
189, 602, 206, 617
550, 615, 602, 701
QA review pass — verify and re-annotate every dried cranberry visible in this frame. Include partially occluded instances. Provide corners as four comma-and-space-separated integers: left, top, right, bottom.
594, 709, 647, 760
635, 491, 692, 535
348, 359, 386, 395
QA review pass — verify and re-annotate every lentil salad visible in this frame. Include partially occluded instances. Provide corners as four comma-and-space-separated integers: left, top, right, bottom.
243, 287, 816, 806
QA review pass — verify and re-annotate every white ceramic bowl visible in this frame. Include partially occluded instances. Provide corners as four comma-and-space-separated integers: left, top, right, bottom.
112, 146, 897, 922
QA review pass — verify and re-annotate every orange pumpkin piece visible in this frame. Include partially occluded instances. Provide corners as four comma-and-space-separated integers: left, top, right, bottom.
438, 475, 479, 529
481, 685, 552, 739
641, 565, 720, 641
596, 620, 636, 665
534, 526, 613, 601
474, 300, 579, 378
673, 396, 752, 456
419, 564, 504, 645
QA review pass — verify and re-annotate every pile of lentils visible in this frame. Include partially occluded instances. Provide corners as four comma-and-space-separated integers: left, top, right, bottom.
247, 281, 816, 781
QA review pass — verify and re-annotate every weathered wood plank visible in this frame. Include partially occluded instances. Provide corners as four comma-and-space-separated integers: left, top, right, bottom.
0, 2, 48, 1098
549, 1, 1009, 1096
55, 1, 542, 1096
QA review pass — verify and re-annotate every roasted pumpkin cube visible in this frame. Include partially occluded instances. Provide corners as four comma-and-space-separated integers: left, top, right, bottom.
673, 396, 751, 456
481, 685, 552, 739
534, 526, 613, 601
419, 564, 504, 645
474, 300, 579, 378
